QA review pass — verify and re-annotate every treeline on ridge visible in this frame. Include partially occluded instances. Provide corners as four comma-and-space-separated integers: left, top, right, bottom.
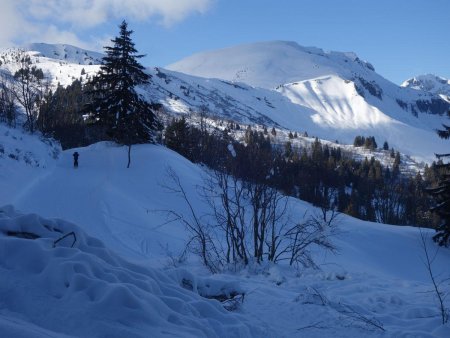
165, 116, 442, 228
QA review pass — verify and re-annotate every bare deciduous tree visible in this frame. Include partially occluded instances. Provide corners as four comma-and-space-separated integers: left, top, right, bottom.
11, 52, 46, 133
161, 166, 338, 273
419, 228, 449, 325
203, 169, 249, 266
272, 211, 337, 269
161, 167, 222, 273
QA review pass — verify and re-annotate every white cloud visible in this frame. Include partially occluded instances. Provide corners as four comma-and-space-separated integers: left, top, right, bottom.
0, 0, 213, 48
0, 1, 26, 47
26, 0, 213, 27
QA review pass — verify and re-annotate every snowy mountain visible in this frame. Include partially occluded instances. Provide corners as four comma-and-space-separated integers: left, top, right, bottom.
1, 41, 449, 164
168, 41, 376, 89
402, 74, 450, 99
168, 41, 449, 117
166, 41, 450, 162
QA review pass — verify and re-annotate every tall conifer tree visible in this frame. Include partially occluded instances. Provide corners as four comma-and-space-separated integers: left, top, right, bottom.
86, 20, 158, 168
428, 110, 450, 246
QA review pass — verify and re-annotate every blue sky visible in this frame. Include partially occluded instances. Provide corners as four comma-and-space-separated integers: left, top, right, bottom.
1, 0, 449, 84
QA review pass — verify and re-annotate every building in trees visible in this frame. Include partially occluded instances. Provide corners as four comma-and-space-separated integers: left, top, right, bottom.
85, 20, 159, 168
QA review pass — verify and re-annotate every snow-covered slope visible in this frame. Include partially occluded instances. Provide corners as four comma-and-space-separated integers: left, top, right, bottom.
0, 124, 61, 208
168, 41, 449, 117
1, 130, 449, 337
168, 41, 375, 89
23, 42, 103, 65
402, 74, 450, 99
277, 75, 447, 163
0, 46, 100, 88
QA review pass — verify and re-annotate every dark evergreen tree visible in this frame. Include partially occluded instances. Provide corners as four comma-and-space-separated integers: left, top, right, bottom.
164, 117, 191, 158
353, 135, 365, 147
284, 141, 293, 158
364, 136, 377, 150
85, 20, 159, 168
428, 111, 450, 246
390, 148, 395, 158
0, 77, 18, 128
37, 80, 96, 149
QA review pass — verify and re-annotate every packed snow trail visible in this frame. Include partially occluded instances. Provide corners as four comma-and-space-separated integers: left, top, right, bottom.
12, 142, 200, 262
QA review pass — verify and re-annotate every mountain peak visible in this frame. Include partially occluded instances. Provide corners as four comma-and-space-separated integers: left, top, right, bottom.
401, 74, 450, 97
167, 40, 374, 89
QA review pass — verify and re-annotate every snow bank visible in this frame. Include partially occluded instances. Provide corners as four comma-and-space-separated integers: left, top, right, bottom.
0, 206, 259, 338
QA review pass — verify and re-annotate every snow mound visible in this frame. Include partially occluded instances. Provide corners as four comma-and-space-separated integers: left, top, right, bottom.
0, 206, 259, 338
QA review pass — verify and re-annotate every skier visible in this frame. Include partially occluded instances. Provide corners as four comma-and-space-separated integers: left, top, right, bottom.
73, 152, 79, 168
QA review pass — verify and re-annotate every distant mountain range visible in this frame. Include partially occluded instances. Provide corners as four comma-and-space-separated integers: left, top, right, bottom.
1, 41, 448, 163
402, 74, 450, 99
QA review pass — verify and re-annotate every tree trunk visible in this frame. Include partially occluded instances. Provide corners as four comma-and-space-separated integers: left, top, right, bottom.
127, 144, 131, 168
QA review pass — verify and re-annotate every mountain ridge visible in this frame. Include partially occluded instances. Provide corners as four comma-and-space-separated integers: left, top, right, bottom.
22, 42, 103, 65
1, 41, 449, 163
167, 40, 376, 89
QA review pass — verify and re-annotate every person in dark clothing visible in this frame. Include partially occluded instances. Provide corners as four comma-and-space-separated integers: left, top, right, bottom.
73, 152, 79, 168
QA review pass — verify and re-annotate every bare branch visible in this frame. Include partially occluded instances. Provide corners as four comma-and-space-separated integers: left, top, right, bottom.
419, 228, 449, 324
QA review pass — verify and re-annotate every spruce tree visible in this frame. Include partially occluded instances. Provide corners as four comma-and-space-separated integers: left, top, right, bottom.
428, 111, 450, 246
85, 20, 158, 168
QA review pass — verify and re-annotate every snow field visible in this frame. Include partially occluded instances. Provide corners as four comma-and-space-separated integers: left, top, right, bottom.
1, 139, 449, 337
